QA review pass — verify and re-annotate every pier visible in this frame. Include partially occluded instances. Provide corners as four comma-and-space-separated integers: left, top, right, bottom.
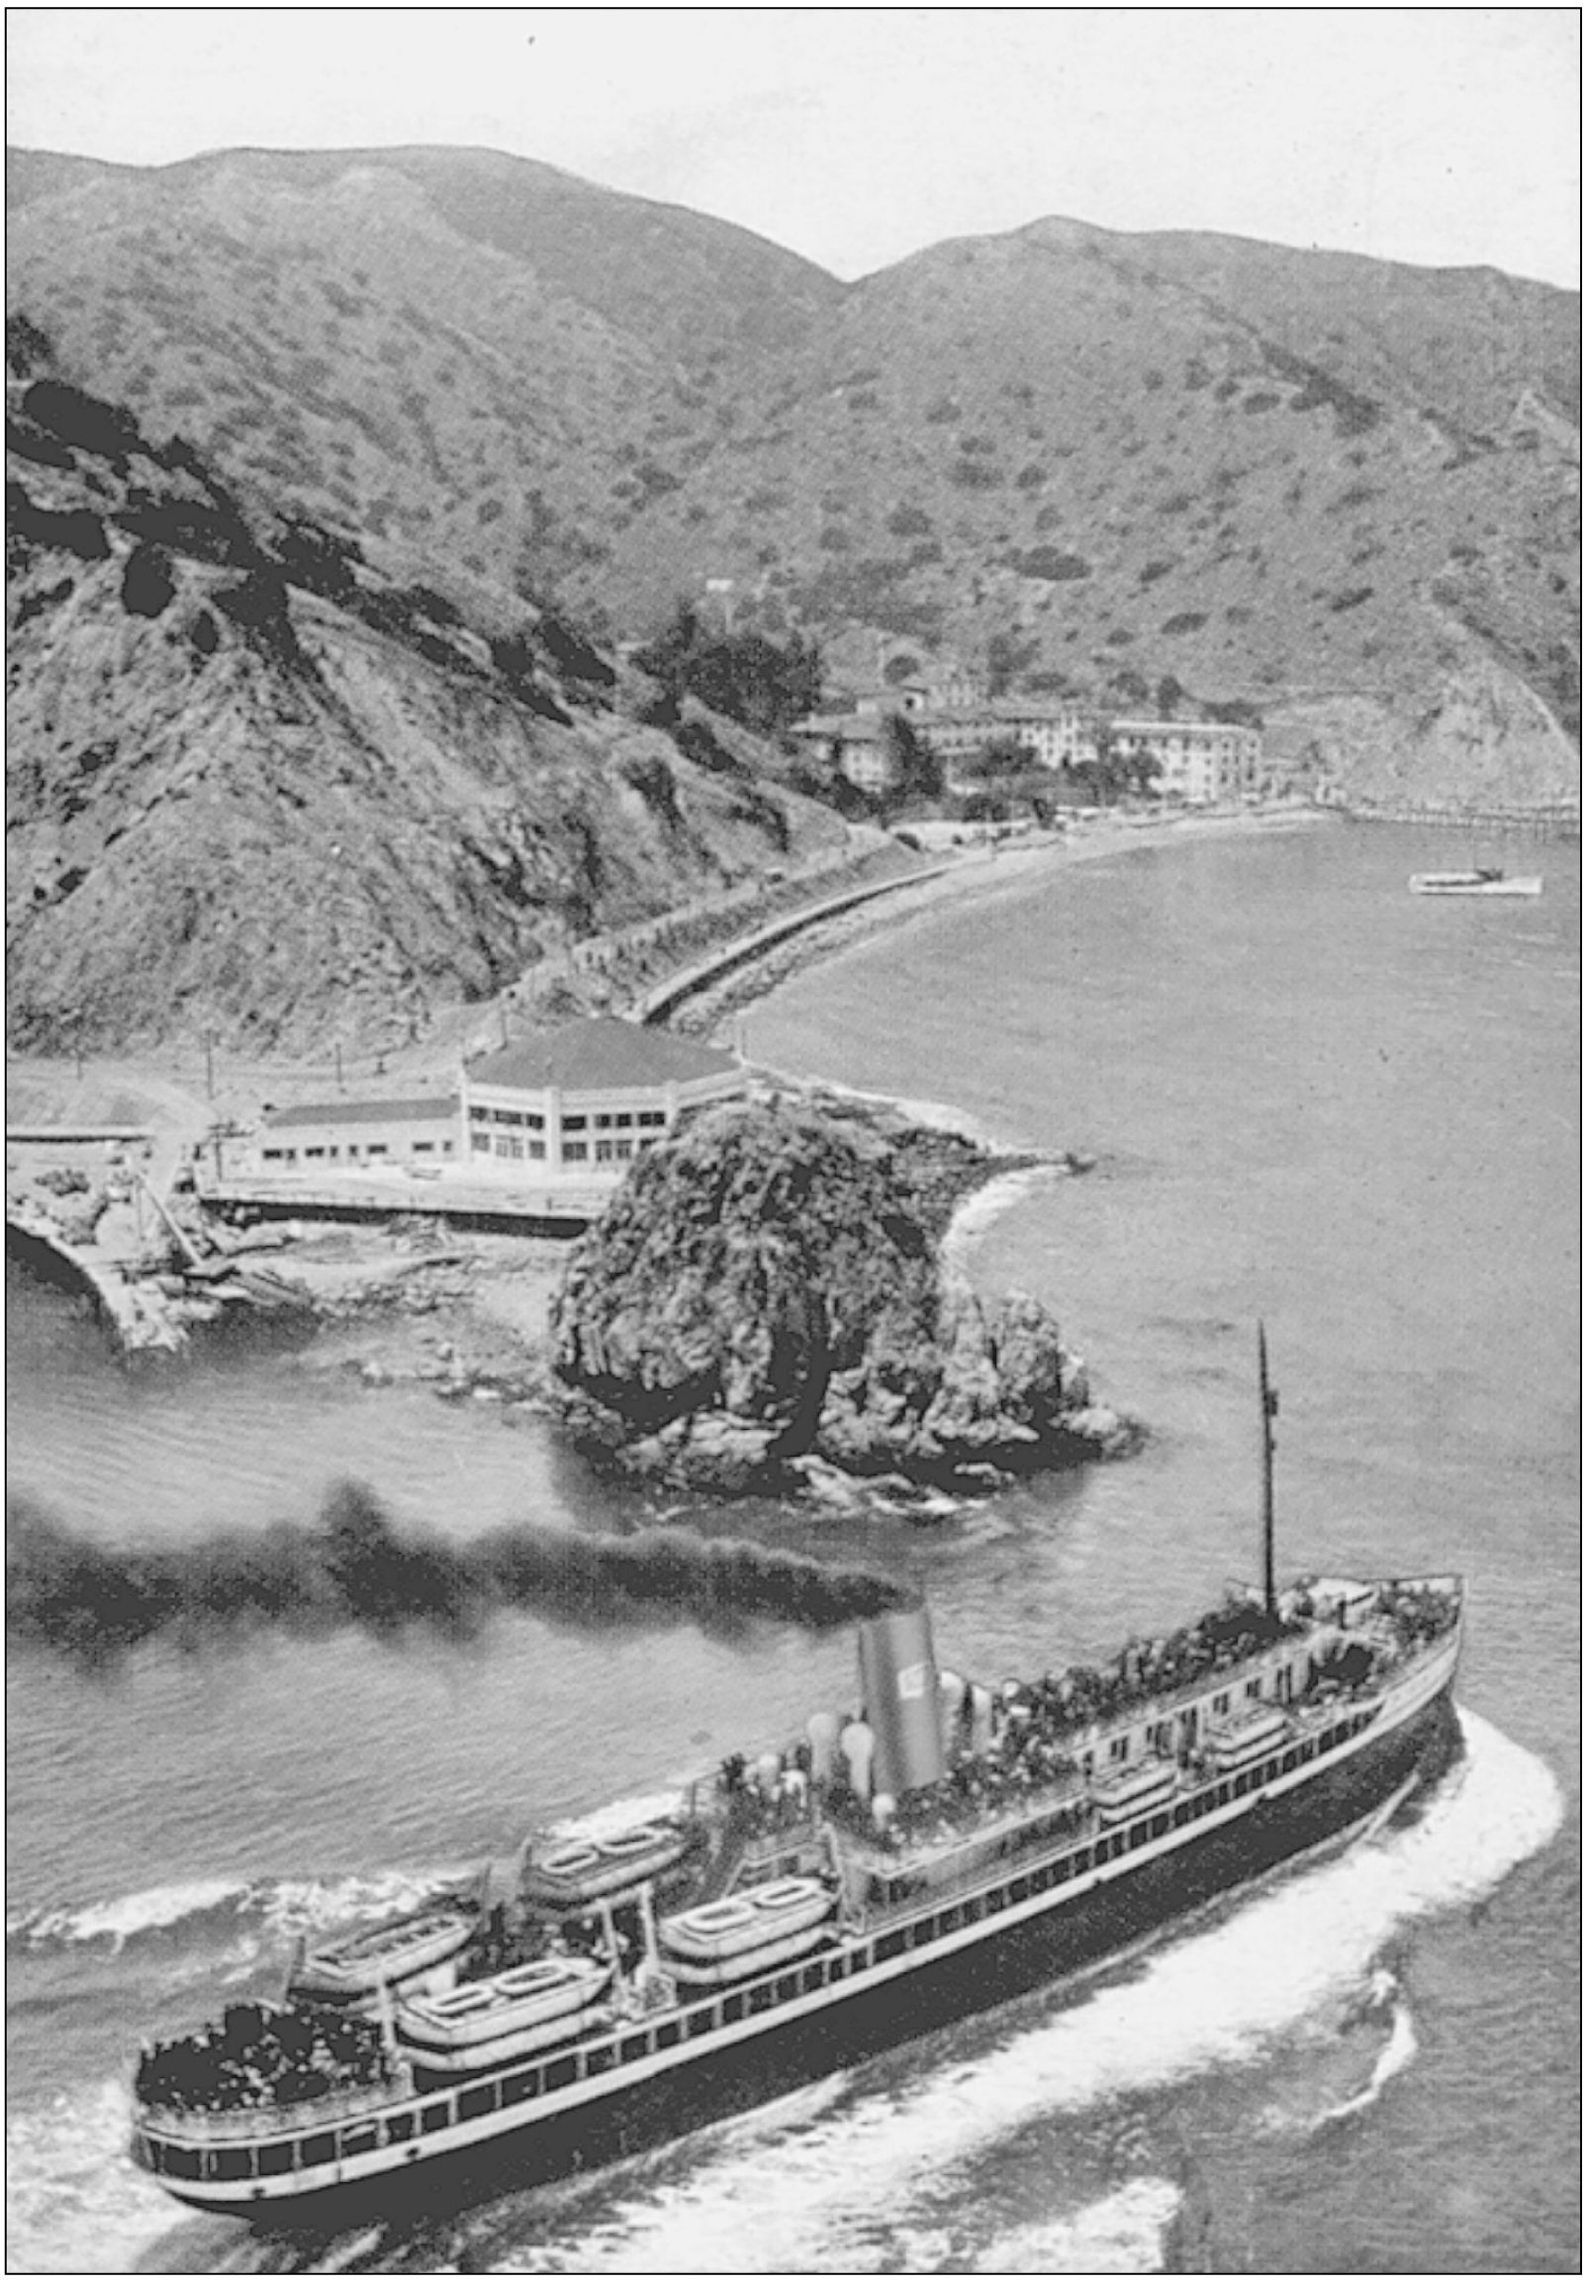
198, 1170, 610, 1235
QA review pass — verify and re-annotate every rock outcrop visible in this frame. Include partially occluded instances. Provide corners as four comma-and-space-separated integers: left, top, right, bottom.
550, 1098, 1135, 1492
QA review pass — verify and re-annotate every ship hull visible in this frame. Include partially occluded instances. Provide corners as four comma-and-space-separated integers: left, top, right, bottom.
139, 1677, 1460, 2229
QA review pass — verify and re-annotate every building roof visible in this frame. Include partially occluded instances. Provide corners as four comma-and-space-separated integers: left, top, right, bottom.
263, 1095, 458, 1130
468, 1017, 738, 1094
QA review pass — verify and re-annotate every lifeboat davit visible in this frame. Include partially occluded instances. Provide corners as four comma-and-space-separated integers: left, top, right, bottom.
522, 1822, 687, 1908
291, 1908, 475, 2003
397, 1955, 613, 2076
660, 1876, 834, 1985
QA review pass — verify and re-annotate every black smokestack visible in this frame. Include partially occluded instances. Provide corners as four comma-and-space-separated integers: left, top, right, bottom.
5, 1482, 906, 1659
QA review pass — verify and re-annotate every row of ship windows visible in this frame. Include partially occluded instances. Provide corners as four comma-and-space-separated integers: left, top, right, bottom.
142, 1717, 1362, 2187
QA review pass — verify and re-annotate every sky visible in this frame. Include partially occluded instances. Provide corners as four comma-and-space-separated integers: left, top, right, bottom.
5, 7, 1581, 289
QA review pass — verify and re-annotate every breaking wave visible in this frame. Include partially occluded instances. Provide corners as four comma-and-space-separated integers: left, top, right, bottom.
5, 1480, 905, 1659
7, 1863, 470, 1962
1315, 1986, 1420, 2126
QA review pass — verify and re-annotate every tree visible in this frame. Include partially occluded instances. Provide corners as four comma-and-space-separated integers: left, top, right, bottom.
634, 604, 823, 736
882, 714, 942, 804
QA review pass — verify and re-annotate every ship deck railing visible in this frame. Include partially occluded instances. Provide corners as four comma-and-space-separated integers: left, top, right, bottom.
138, 2074, 413, 2142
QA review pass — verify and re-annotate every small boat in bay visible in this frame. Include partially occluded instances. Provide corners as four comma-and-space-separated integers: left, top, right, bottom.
128, 1329, 1464, 2225
1409, 868, 1543, 897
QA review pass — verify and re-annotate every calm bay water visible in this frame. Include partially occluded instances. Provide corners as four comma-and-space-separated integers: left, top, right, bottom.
6, 820, 1578, 2272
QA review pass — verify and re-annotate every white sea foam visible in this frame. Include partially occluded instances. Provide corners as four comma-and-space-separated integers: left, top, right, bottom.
8, 1877, 245, 1952
497, 1707, 1559, 2274
3, 2078, 180, 2277
546, 1791, 686, 1844
970, 2179, 1184, 2272
1314, 1990, 1420, 2127
257, 1863, 472, 1942
8, 1862, 473, 1958
941, 1166, 1063, 1277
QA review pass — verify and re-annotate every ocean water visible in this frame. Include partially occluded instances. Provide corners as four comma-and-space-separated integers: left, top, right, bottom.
6, 820, 1578, 2273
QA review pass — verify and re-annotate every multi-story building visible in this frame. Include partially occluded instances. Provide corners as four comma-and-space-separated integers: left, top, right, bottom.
461, 1018, 745, 1176
244, 1022, 747, 1185
1110, 719, 1263, 805
787, 712, 899, 794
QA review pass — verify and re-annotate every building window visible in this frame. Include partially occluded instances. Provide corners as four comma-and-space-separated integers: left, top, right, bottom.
563, 1116, 587, 1133
495, 1135, 523, 1160
262, 1148, 287, 1163
471, 1132, 491, 1154
442, 1140, 455, 1154
528, 1139, 546, 1160
305, 1147, 326, 1161
595, 1140, 617, 1163
614, 1111, 635, 1129
1110, 1735, 1130, 1763
468, 1104, 489, 1124
366, 1143, 387, 1157
493, 1108, 525, 1128
525, 1113, 545, 1132
595, 1114, 613, 1131
564, 1141, 589, 1163
614, 1140, 634, 1160
412, 1141, 433, 1154
638, 1111, 666, 1129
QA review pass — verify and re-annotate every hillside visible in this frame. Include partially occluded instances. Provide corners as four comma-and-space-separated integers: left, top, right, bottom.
6, 143, 1579, 838
5, 342, 849, 1055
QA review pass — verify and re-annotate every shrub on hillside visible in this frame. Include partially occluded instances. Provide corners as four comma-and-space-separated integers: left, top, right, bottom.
121, 541, 176, 618
23, 378, 142, 464
1012, 548, 1091, 581
1161, 611, 1207, 636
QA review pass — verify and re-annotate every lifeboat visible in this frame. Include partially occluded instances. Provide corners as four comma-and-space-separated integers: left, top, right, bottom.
660, 1877, 834, 1985
397, 1955, 613, 2076
1090, 1758, 1178, 1825
522, 1822, 687, 1909
1206, 1704, 1289, 1771
291, 1908, 475, 2003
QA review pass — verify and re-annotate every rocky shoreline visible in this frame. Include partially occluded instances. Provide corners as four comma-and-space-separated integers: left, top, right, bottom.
549, 1095, 1137, 1497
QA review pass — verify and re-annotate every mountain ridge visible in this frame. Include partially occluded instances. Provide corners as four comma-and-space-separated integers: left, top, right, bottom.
5, 142, 1579, 1059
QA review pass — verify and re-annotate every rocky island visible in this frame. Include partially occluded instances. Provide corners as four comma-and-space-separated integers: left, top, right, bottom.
551, 1095, 1135, 1494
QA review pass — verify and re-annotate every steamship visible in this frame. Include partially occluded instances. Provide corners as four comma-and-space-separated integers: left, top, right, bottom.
130, 1337, 1463, 2223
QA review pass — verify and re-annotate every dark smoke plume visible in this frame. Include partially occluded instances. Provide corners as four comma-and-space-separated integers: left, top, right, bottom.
5, 1481, 905, 1659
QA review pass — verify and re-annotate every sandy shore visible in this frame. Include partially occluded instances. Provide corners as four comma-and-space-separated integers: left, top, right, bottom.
674, 804, 1322, 1051
6, 803, 1320, 1390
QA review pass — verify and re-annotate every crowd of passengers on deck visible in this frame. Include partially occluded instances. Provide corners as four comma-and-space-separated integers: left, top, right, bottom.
136, 1999, 395, 2116
714, 1589, 1455, 1859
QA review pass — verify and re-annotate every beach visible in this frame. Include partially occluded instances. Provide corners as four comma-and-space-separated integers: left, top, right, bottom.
4, 803, 1323, 1399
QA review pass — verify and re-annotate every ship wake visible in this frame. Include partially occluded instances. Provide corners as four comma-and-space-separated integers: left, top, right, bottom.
454, 1706, 1559, 2274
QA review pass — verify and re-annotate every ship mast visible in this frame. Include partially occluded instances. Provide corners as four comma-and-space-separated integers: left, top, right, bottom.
1258, 1321, 1279, 1616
